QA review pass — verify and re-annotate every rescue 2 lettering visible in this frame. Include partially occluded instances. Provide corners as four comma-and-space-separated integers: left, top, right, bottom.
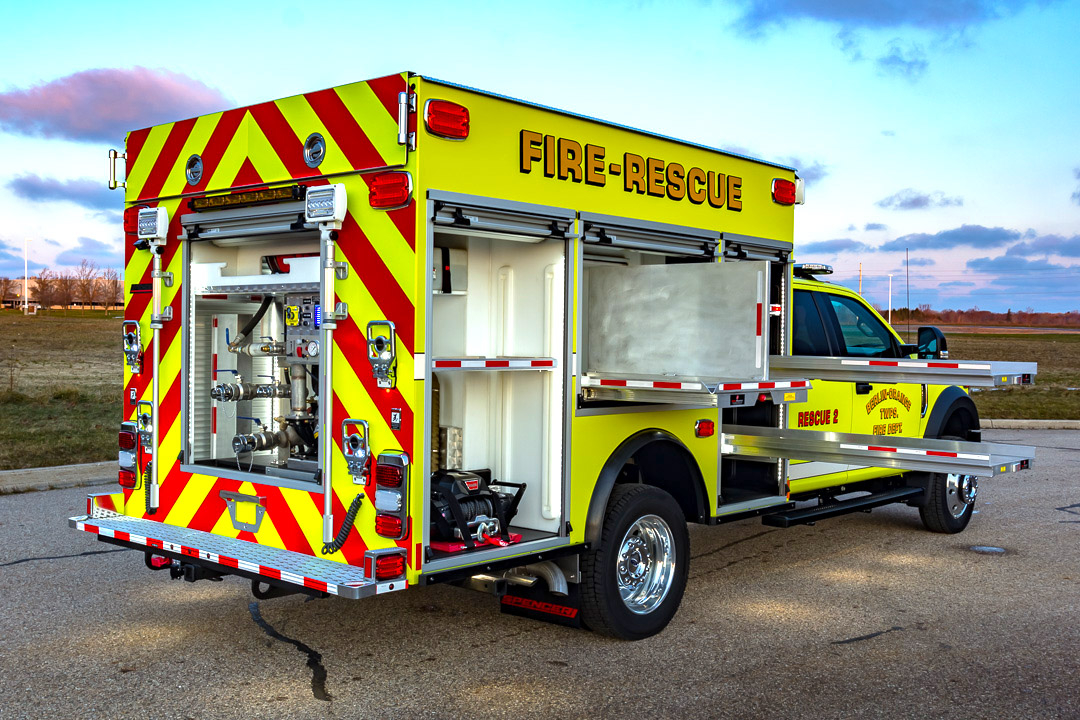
519, 130, 742, 210
798, 408, 838, 428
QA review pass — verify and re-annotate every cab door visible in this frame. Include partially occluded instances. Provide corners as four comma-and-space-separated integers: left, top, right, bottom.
818, 291, 922, 484
787, 288, 851, 492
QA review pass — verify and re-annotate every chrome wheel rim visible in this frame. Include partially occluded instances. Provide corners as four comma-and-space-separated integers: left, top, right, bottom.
946, 473, 978, 518
616, 514, 676, 615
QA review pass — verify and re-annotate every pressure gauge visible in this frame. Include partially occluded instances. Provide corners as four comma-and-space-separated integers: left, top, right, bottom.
306, 340, 320, 358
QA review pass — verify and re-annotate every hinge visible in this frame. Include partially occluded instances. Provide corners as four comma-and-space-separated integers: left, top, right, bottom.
323, 301, 348, 322
108, 149, 127, 190
151, 307, 173, 326
397, 91, 417, 150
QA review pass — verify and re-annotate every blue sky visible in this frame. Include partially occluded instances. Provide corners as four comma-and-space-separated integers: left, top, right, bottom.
1, 0, 1078, 312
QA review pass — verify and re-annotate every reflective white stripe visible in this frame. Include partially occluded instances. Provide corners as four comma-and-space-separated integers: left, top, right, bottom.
840, 359, 990, 370
838, 443, 989, 461
413, 353, 425, 380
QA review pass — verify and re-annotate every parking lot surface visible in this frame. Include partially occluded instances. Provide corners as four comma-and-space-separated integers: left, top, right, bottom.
0, 430, 1076, 719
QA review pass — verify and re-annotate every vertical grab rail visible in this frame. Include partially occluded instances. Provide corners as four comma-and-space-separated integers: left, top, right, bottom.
320, 227, 338, 544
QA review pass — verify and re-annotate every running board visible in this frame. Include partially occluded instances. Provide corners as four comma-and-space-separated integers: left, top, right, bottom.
762, 487, 924, 528
69, 515, 404, 599
722, 425, 1034, 477
770, 355, 1036, 387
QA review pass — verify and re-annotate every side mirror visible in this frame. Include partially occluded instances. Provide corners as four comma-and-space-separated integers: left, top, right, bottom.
917, 326, 948, 359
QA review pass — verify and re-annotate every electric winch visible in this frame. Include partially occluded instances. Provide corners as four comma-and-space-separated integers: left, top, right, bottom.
430, 469, 525, 550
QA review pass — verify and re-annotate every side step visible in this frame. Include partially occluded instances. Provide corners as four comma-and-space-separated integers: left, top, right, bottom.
762, 487, 923, 528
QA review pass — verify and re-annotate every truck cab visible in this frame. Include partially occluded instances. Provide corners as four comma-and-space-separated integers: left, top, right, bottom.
788, 264, 977, 494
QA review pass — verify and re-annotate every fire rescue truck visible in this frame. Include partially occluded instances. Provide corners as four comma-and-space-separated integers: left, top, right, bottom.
74, 72, 1037, 639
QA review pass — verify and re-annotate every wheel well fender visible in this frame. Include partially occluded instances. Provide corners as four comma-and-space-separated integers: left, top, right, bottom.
924, 386, 980, 440
584, 430, 708, 547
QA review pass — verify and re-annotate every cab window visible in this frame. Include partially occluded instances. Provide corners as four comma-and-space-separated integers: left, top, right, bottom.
826, 294, 898, 358
792, 290, 831, 356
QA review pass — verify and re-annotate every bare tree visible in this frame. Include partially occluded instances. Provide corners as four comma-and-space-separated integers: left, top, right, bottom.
54, 271, 75, 312
0, 277, 12, 309
100, 267, 121, 312
32, 268, 55, 312
74, 259, 99, 314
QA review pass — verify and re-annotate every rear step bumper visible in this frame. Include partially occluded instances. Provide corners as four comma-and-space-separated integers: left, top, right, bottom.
69, 515, 404, 599
762, 487, 924, 528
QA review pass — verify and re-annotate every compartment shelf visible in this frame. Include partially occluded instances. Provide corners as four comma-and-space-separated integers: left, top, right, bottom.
433, 357, 557, 371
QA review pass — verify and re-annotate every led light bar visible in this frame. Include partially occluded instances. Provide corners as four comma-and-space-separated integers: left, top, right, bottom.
305, 183, 347, 224
188, 185, 303, 212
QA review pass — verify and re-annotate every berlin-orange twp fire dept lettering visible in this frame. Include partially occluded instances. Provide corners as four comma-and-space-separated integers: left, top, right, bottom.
519, 130, 742, 210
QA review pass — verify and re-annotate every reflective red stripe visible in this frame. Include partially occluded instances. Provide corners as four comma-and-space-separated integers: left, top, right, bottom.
756, 303, 762, 336
365, 73, 407, 121
260, 565, 282, 580
926, 450, 959, 458
486, 360, 509, 367
187, 107, 247, 193
306, 87, 386, 171
599, 379, 628, 387
759, 382, 775, 389
219, 555, 239, 569
138, 117, 197, 200
114, 531, 130, 542
653, 381, 681, 389
868, 445, 897, 453
304, 577, 328, 593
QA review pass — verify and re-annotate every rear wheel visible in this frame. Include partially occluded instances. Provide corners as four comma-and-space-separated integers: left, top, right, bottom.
919, 435, 977, 533
580, 484, 689, 640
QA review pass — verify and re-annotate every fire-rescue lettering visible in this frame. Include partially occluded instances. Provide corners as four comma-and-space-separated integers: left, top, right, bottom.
519, 130, 742, 210
797, 408, 838, 428
864, 388, 912, 414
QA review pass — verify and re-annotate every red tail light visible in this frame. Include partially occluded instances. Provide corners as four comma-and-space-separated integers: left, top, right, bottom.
424, 100, 470, 139
123, 206, 145, 235
758, 392, 770, 404
118, 469, 138, 488
374, 553, 406, 580
772, 178, 797, 205
119, 430, 137, 451
375, 514, 403, 537
368, 172, 412, 209
375, 463, 403, 487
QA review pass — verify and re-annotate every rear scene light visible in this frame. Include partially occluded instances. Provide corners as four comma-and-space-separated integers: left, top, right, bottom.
425, 100, 470, 139
368, 172, 411, 209
119, 430, 137, 451
375, 514, 403, 537
118, 469, 138, 488
375, 553, 406, 580
772, 178, 797, 205
375, 463, 404, 488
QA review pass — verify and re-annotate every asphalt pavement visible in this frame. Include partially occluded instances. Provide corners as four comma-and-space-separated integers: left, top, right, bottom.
0, 429, 1076, 719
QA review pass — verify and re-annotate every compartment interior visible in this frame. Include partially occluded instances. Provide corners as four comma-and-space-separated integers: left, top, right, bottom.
429, 231, 567, 557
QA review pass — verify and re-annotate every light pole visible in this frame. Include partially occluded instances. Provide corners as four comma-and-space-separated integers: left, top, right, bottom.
23, 237, 28, 314
888, 274, 893, 324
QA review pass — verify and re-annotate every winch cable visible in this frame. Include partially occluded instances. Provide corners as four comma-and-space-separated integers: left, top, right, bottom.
228, 295, 273, 352
321, 493, 364, 555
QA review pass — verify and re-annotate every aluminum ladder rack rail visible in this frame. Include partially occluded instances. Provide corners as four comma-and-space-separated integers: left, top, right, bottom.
579, 374, 811, 408
722, 425, 1034, 477
769, 355, 1036, 387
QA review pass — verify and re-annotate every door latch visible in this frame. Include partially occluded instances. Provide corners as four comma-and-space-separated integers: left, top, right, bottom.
123, 320, 142, 374
366, 321, 397, 389
136, 400, 154, 453
341, 418, 371, 484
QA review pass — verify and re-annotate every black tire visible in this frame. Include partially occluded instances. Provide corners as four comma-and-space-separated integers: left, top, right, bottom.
918, 435, 977, 533
580, 484, 689, 640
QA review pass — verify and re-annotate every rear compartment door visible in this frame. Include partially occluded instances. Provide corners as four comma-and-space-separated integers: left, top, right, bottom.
125, 73, 410, 203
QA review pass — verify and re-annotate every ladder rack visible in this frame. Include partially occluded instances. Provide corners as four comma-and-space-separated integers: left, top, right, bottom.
722, 424, 1034, 477
579, 375, 810, 408
770, 356, 1036, 387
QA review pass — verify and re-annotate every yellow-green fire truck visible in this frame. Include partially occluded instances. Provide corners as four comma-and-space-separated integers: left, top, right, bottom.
74, 72, 1036, 639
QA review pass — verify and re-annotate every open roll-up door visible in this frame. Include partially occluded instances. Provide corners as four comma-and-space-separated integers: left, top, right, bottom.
580, 212, 719, 258
430, 190, 575, 240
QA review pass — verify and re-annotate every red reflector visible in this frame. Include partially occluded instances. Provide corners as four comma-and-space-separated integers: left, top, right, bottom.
695, 419, 715, 438
375, 553, 406, 580
758, 393, 770, 403
119, 430, 137, 451
772, 178, 797, 205
425, 100, 470, 139
369, 172, 412, 209
118, 469, 138, 488
375, 514, 403, 537
149, 555, 171, 569
375, 463, 404, 488
122, 206, 144, 235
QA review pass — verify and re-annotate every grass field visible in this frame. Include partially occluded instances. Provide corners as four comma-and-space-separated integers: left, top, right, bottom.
0, 311, 1076, 470
946, 333, 1080, 420
0, 310, 123, 470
